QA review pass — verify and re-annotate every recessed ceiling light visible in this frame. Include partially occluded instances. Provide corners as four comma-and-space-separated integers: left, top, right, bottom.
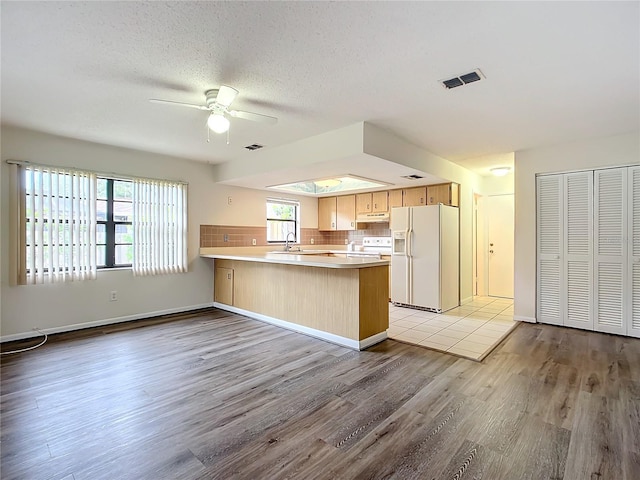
490, 166, 511, 176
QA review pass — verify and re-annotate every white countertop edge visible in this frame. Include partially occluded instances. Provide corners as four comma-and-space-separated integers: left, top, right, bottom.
214, 303, 388, 351
201, 253, 389, 268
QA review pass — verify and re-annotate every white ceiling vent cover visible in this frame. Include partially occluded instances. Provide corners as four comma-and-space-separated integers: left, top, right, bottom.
440, 69, 485, 89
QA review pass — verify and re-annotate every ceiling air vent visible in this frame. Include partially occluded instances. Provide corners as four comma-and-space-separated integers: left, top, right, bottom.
402, 174, 424, 180
440, 69, 485, 89
245, 144, 263, 150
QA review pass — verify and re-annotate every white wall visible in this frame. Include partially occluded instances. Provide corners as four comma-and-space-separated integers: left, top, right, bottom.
0, 126, 314, 340
514, 131, 639, 322
480, 172, 514, 196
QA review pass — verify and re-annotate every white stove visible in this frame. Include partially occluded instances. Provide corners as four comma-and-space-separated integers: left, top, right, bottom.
346, 237, 392, 258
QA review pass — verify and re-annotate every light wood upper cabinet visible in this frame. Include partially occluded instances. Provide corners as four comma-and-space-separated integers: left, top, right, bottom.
389, 189, 403, 209
372, 191, 389, 212
336, 195, 356, 230
427, 183, 459, 207
356, 193, 372, 213
403, 187, 427, 206
318, 197, 337, 231
357, 191, 389, 213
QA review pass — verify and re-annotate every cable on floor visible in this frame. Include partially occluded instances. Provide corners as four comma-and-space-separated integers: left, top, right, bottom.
1, 328, 48, 355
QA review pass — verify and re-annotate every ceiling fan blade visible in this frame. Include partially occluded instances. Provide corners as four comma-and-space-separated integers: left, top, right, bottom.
216, 86, 239, 108
149, 99, 209, 111
229, 109, 278, 124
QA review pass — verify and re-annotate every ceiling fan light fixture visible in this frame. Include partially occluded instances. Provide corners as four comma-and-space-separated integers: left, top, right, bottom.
490, 166, 511, 177
207, 112, 230, 133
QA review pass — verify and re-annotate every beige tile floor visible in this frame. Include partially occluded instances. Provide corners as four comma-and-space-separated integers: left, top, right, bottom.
388, 296, 517, 361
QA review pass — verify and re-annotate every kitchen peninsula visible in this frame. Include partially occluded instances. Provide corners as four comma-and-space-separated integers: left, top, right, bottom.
200, 250, 389, 350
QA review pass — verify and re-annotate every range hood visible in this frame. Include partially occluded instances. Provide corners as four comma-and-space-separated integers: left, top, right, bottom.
356, 212, 390, 223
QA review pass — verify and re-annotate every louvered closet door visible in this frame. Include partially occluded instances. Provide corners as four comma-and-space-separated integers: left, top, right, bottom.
564, 172, 593, 330
537, 175, 564, 325
594, 168, 627, 335
628, 166, 640, 338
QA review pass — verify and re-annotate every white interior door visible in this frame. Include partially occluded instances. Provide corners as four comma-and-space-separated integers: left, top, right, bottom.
487, 194, 514, 298
564, 171, 594, 330
537, 175, 563, 325
594, 168, 627, 335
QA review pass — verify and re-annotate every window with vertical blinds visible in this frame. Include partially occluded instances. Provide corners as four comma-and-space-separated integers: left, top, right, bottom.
16, 162, 188, 282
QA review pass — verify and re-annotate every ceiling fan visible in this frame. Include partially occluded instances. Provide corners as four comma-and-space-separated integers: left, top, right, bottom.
149, 85, 277, 138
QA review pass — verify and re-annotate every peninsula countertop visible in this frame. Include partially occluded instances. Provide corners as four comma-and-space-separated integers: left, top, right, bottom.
199, 250, 389, 269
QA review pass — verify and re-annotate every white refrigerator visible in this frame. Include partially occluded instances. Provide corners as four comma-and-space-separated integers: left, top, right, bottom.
391, 204, 459, 312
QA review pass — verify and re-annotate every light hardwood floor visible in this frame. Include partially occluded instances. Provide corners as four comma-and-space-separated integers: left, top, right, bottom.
1, 308, 639, 479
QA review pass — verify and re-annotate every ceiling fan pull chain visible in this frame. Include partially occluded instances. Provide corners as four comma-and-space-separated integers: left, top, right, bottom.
206, 122, 210, 143
226, 127, 230, 145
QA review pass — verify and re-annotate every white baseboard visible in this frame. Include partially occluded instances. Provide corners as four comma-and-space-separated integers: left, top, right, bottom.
0, 303, 215, 343
214, 302, 387, 350
513, 315, 537, 323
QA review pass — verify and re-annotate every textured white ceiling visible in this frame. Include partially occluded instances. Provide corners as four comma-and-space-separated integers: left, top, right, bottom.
2, 1, 638, 179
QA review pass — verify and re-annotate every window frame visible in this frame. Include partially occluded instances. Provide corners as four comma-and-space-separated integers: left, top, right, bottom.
97, 177, 133, 269
266, 198, 300, 244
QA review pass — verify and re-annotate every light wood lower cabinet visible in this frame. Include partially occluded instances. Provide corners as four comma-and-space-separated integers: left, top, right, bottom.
214, 267, 234, 305
214, 259, 388, 341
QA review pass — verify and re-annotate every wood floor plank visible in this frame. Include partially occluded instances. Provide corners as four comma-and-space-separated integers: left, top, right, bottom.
564, 391, 627, 480
2, 308, 640, 479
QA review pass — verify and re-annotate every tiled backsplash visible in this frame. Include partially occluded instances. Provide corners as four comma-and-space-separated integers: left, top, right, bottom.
200, 225, 391, 248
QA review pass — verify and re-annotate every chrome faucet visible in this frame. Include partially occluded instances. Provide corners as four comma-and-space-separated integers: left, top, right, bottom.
284, 231, 296, 251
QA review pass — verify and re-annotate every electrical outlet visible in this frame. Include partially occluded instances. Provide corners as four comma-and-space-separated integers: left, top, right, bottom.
32, 326, 40, 331
224, 234, 229, 242
344, 238, 349, 245
252, 239, 257, 246
227, 196, 232, 205
310, 238, 314, 245
110, 290, 118, 302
